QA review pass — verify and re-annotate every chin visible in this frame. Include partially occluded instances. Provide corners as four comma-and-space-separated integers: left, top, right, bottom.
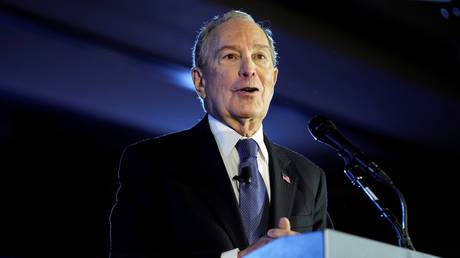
236, 111, 263, 120
232, 104, 267, 120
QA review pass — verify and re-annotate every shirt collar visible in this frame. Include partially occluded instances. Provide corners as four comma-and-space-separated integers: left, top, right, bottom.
208, 114, 268, 160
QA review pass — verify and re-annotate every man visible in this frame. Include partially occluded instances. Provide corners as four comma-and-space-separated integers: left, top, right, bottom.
109, 10, 329, 258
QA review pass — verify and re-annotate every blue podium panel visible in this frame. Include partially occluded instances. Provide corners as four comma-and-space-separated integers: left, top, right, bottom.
245, 230, 440, 258
245, 231, 324, 258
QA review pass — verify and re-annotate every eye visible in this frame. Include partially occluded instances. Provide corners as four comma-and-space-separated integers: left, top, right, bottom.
256, 54, 266, 60
224, 53, 238, 60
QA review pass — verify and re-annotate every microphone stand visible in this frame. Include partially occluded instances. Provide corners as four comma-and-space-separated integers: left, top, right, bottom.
307, 115, 415, 249
341, 157, 415, 250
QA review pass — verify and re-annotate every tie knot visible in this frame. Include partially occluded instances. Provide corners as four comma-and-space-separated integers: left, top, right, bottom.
236, 138, 258, 160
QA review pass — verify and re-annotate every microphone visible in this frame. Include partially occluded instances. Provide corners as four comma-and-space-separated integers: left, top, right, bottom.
308, 115, 392, 184
308, 116, 415, 250
233, 166, 251, 184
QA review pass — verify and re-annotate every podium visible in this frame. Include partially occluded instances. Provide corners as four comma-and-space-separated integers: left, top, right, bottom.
245, 230, 440, 258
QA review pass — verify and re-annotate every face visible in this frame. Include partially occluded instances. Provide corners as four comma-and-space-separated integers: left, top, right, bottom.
192, 18, 278, 130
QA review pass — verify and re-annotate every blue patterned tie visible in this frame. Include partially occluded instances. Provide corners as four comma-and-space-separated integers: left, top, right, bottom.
236, 139, 268, 245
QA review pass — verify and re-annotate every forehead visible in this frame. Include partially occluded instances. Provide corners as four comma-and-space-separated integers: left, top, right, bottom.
209, 18, 269, 50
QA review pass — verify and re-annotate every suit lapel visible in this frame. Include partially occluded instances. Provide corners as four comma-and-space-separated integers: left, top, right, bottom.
187, 115, 248, 248
184, 117, 298, 246
264, 136, 298, 229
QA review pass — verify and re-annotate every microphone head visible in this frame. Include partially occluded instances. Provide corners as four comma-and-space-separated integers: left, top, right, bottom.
308, 115, 337, 142
308, 115, 362, 158
233, 166, 252, 184
240, 166, 252, 183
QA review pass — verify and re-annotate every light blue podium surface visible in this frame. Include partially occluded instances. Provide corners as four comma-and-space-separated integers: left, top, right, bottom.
245, 229, 440, 258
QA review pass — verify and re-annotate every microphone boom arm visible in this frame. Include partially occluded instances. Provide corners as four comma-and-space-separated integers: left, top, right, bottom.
343, 162, 415, 250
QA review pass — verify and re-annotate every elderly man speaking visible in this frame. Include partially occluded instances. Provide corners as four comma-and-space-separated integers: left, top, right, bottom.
110, 10, 329, 258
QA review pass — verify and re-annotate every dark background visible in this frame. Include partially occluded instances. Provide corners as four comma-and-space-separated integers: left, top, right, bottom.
1, 0, 459, 257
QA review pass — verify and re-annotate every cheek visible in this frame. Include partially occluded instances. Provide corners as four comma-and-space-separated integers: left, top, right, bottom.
259, 67, 275, 85
263, 87, 274, 105
260, 75, 275, 110
261, 73, 275, 95
206, 72, 233, 103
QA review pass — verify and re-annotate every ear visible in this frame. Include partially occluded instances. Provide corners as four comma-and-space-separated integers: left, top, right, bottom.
191, 67, 206, 99
272, 67, 279, 87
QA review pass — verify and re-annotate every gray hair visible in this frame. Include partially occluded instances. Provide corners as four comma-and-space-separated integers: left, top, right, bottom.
192, 10, 278, 68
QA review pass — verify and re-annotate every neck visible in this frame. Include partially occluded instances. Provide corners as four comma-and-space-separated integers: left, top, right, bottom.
210, 114, 262, 137
230, 118, 261, 137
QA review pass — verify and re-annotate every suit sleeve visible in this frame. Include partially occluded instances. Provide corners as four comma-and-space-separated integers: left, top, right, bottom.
312, 168, 329, 231
109, 146, 174, 257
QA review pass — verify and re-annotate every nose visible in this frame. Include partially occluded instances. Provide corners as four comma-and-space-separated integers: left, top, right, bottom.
238, 56, 256, 78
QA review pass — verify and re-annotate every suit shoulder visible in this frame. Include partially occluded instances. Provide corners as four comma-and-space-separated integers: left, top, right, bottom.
118, 129, 194, 177
126, 116, 209, 153
270, 142, 324, 174
125, 129, 191, 153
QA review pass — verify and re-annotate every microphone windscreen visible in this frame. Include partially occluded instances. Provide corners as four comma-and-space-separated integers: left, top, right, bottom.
308, 115, 337, 141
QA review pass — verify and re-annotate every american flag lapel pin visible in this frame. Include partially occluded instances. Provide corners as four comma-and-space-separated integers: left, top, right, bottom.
282, 173, 291, 184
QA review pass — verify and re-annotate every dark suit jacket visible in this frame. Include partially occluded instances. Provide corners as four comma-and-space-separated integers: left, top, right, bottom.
110, 115, 328, 257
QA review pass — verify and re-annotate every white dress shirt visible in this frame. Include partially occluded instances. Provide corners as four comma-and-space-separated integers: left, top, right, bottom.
208, 115, 271, 202
208, 115, 271, 258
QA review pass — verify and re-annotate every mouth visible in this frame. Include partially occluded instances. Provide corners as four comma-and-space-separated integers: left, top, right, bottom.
237, 87, 259, 93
